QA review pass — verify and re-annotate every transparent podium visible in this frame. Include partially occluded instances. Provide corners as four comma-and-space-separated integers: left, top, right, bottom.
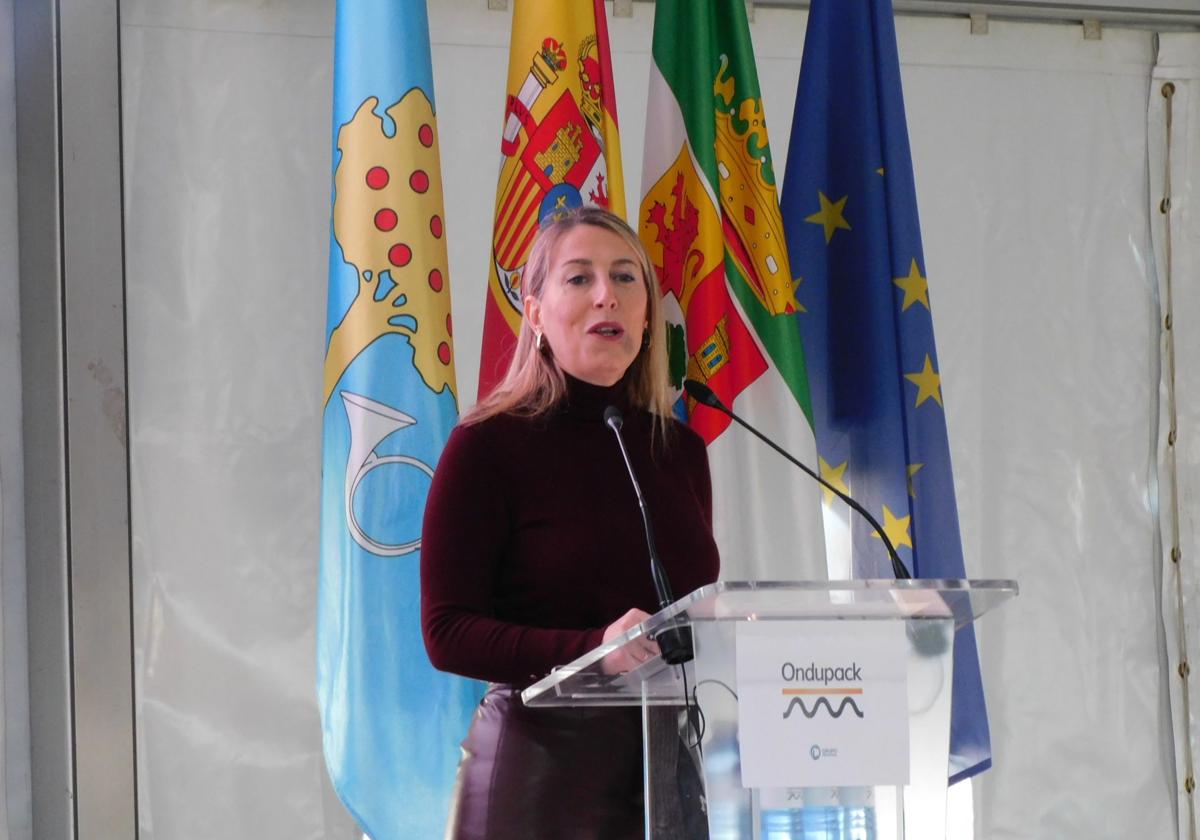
522, 579, 1017, 840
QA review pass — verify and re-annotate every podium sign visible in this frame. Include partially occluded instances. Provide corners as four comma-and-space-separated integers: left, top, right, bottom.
735, 620, 909, 788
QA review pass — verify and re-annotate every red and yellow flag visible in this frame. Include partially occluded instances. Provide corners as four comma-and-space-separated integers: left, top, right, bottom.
477, 0, 625, 396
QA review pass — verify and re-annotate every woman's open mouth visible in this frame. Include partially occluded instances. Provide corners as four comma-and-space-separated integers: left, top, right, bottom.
588, 322, 625, 339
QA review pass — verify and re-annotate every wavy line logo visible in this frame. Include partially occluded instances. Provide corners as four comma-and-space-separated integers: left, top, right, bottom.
782, 695, 865, 720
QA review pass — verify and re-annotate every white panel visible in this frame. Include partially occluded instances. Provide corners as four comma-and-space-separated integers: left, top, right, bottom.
900, 21, 1174, 839
121, 3, 359, 836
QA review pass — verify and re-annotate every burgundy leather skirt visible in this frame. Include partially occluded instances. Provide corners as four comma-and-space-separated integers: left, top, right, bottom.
445, 684, 645, 840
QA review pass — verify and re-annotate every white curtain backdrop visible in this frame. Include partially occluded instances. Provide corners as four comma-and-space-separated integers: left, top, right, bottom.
116, 1, 1194, 837
899, 21, 1177, 837
120, 1, 356, 837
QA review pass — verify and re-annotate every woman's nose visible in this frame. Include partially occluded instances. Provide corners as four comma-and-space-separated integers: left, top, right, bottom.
592, 276, 618, 308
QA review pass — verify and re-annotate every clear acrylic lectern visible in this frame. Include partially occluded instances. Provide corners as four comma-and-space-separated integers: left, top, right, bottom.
522, 579, 1017, 840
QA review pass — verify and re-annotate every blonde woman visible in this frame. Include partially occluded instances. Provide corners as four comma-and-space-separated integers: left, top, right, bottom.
421, 207, 718, 839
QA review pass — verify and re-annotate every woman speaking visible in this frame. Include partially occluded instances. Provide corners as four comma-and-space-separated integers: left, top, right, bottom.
420, 207, 719, 839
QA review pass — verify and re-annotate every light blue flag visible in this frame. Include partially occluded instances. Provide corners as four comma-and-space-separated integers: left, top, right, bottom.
781, 0, 992, 782
318, 1, 483, 836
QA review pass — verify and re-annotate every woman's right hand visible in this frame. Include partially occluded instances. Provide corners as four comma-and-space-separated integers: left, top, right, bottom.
600, 608, 660, 674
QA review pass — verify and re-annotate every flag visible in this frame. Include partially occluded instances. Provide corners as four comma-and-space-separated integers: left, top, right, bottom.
638, 0, 826, 580
318, 1, 482, 836
478, 0, 626, 396
781, 0, 991, 782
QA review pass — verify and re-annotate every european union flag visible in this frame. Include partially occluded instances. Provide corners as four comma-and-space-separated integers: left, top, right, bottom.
318, 1, 482, 837
781, 0, 991, 782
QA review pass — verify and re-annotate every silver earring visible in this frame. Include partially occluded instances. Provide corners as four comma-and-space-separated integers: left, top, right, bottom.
535, 331, 544, 352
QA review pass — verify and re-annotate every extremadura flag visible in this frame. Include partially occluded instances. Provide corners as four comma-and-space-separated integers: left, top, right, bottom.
639, 0, 826, 581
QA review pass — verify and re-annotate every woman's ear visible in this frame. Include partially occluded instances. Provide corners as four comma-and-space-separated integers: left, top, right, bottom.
524, 295, 542, 333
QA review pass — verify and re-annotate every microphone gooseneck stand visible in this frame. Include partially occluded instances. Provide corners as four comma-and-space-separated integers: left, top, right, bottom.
603, 406, 694, 665
682, 379, 912, 581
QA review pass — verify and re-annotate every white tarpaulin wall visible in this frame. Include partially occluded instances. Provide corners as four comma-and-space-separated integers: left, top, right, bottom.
113, 0, 1198, 837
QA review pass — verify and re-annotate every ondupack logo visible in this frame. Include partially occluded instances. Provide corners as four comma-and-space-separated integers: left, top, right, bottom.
779, 661, 865, 720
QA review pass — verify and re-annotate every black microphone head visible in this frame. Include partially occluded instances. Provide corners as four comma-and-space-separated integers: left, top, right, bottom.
683, 378, 725, 411
603, 405, 623, 431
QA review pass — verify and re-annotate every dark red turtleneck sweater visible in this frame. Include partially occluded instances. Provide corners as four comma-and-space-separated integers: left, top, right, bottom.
420, 377, 720, 687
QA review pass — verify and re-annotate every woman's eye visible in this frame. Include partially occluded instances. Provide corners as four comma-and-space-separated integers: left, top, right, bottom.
614, 272, 637, 284
566, 274, 589, 286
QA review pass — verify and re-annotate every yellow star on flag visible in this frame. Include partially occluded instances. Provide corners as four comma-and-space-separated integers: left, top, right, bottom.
805, 191, 851, 244
907, 463, 924, 497
893, 259, 930, 312
792, 277, 807, 313
904, 354, 943, 408
871, 504, 913, 550
818, 457, 850, 506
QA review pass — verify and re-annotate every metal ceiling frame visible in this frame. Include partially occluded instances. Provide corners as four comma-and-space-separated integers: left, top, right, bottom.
619, 0, 1200, 28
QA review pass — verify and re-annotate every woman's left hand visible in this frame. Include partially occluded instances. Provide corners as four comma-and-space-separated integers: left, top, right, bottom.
599, 608, 661, 674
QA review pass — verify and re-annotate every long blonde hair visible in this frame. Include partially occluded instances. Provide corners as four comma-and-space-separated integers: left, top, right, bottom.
464, 206, 673, 431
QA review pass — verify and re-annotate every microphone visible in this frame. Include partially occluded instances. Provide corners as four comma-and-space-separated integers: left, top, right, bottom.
603, 405, 693, 665
682, 379, 912, 580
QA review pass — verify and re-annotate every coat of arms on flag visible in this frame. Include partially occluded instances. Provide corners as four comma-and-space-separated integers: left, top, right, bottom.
478, 0, 626, 395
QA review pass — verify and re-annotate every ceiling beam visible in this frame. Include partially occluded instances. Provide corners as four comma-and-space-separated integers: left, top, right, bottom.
619, 0, 1200, 27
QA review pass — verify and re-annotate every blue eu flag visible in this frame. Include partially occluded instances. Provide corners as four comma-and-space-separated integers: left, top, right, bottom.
781, 0, 991, 782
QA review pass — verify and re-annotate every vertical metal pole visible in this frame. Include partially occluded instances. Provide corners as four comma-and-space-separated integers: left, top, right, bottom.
15, 0, 137, 835
58, 0, 137, 835
14, 0, 73, 835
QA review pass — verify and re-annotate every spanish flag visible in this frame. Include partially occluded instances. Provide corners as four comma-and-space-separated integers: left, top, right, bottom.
477, 0, 626, 397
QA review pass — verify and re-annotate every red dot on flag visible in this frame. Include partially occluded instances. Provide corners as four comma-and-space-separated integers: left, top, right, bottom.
388, 243, 412, 267
418, 124, 434, 147
374, 209, 398, 231
446, 313, 453, 336
410, 170, 429, 193
437, 342, 451, 365
428, 269, 443, 292
430, 215, 443, 239
366, 166, 389, 189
